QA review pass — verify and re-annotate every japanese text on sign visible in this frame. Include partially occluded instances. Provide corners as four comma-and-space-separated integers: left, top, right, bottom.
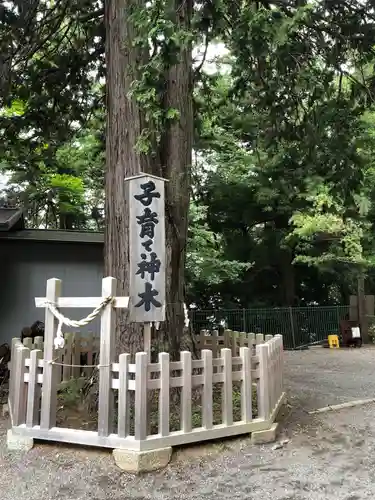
127, 174, 166, 322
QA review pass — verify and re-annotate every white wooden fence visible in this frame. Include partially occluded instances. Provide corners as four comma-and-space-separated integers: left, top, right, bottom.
8, 277, 285, 453
13, 332, 99, 381
198, 329, 275, 357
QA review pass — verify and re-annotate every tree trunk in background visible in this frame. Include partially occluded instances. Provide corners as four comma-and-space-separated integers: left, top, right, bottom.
158, 0, 193, 357
104, 0, 149, 353
104, 0, 193, 357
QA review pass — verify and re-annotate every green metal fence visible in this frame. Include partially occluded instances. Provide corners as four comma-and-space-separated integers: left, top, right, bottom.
190, 305, 350, 350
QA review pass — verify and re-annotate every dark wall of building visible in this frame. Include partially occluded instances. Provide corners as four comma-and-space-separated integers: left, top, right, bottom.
0, 240, 104, 344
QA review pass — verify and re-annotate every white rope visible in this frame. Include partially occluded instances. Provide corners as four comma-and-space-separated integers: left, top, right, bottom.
44, 296, 113, 350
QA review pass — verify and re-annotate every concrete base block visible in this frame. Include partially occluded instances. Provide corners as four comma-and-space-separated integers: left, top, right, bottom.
7, 430, 34, 452
251, 423, 279, 445
113, 446, 172, 473
2, 403, 9, 417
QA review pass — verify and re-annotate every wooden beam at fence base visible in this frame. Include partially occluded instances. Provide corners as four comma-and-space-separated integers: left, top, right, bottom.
98, 277, 117, 437
10, 417, 271, 453
40, 278, 61, 431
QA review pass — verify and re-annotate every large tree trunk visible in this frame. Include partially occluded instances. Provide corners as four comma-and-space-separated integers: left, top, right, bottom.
158, 0, 193, 357
104, 0, 193, 357
104, 0, 149, 353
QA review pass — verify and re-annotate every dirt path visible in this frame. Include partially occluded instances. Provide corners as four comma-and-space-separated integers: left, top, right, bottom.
1, 347, 375, 500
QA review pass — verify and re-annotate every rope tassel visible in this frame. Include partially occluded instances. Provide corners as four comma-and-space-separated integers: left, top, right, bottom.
44, 296, 114, 350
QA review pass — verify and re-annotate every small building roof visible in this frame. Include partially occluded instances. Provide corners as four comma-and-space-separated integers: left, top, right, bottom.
0, 208, 25, 231
0, 205, 103, 244
0, 229, 104, 244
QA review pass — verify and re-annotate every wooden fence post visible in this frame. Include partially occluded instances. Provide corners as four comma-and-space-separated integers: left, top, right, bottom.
117, 353, 130, 438
248, 333, 255, 352
275, 334, 283, 399
221, 348, 233, 426
199, 330, 207, 351
40, 278, 61, 431
84, 332, 94, 378
181, 351, 192, 432
98, 277, 117, 437
158, 352, 170, 437
72, 331, 81, 378
256, 343, 270, 421
231, 331, 238, 356
256, 333, 264, 345
134, 352, 148, 441
239, 332, 246, 349
34, 336, 44, 351
202, 349, 213, 429
26, 349, 42, 427
268, 340, 275, 411
9, 338, 20, 411
224, 329, 232, 349
63, 332, 73, 382
12, 345, 29, 426
23, 337, 33, 349
240, 346, 252, 422
211, 330, 219, 359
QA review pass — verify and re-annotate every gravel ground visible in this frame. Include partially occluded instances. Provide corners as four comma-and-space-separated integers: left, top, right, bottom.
2, 347, 375, 500
284, 347, 375, 411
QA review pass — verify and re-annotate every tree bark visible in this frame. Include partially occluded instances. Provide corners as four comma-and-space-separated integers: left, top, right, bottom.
104, 0, 149, 353
104, 0, 193, 357
158, 0, 193, 358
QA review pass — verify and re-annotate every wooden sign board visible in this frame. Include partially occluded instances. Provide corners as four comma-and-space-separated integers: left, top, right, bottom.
126, 173, 167, 323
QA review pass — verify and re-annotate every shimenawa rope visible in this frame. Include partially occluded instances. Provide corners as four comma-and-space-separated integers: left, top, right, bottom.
43, 296, 114, 350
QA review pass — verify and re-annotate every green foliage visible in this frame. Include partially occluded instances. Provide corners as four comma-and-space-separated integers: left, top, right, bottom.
3, 0, 375, 308
186, 202, 251, 300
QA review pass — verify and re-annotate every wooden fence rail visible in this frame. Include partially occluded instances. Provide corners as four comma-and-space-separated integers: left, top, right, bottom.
7, 277, 285, 465
11, 332, 99, 383
198, 329, 273, 357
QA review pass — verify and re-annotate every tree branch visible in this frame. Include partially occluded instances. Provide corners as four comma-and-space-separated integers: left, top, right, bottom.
195, 33, 209, 75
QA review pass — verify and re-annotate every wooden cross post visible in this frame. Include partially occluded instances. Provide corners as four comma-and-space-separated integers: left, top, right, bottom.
35, 277, 129, 434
